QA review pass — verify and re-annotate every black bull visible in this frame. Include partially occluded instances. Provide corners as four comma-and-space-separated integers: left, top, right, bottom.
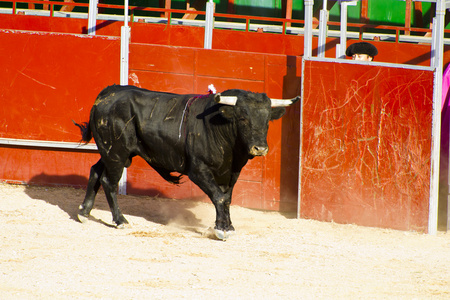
74, 85, 299, 239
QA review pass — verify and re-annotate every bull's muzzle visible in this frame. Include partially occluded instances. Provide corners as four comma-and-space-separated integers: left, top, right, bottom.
250, 145, 269, 156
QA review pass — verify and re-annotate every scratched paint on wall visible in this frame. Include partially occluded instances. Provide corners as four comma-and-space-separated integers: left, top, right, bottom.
300, 60, 434, 232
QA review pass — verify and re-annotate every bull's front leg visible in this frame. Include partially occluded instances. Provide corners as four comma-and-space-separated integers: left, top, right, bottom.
211, 190, 235, 240
188, 168, 235, 240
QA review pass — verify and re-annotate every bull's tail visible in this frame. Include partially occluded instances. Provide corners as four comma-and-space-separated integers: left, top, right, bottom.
72, 120, 93, 144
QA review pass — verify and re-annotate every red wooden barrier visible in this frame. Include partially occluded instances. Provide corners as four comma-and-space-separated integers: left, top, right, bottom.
300, 60, 434, 232
0, 30, 120, 141
0, 29, 301, 212
0, 16, 445, 228
125, 43, 302, 211
2, 14, 450, 66
0, 29, 120, 186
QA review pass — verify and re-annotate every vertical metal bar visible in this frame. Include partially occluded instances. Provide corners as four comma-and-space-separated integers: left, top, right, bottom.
360, 0, 368, 23
285, 0, 293, 27
431, 17, 437, 67
304, 0, 313, 58
317, 0, 329, 58
337, 1, 348, 59
165, 0, 171, 19
337, 1, 358, 58
120, 27, 130, 86
119, 0, 130, 195
298, 58, 306, 219
299, 1, 314, 217
87, 0, 98, 35
204, 0, 215, 49
120, 0, 130, 86
429, 1, 445, 235
405, 0, 412, 35
124, 0, 128, 27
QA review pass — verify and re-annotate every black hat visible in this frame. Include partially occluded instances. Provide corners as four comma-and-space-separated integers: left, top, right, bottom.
345, 42, 378, 57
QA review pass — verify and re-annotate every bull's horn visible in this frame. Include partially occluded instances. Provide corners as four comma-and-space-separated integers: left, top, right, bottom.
270, 96, 301, 107
214, 93, 238, 106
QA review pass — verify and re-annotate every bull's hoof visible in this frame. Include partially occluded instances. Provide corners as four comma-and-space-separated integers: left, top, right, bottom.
78, 204, 91, 224
77, 213, 89, 224
214, 229, 235, 241
114, 216, 130, 229
115, 222, 131, 229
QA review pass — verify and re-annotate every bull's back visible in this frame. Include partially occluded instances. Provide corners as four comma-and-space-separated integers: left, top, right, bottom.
90, 85, 201, 172
92, 85, 185, 125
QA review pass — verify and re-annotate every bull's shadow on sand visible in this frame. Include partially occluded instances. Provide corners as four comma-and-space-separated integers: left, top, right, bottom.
24, 173, 206, 233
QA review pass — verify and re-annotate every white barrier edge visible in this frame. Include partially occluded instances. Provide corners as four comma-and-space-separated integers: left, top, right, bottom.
0, 137, 98, 151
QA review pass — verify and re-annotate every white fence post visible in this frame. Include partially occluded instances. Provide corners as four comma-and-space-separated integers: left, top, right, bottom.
317, 0, 329, 58
87, 0, 98, 35
304, 0, 313, 58
118, 0, 130, 195
204, 0, 215, 49
337, 0, 358, 59
428, 0, 446, 234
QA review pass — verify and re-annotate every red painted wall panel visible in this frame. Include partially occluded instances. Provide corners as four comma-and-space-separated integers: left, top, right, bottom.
130, 44, 195, 74
0, 29, 120, 188
131, 23, 206, 49
195, 49, 265, 81
0, 30, 120, 142
0, 147, 98, 187
300, 60, 433, 232
0, 28, 301, 212
126, 42, 300, 210
130, 70, 194, 94
3, 14, 449, 68
196, 76, 265, 94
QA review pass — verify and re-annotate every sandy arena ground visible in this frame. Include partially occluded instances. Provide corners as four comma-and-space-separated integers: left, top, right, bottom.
1, 182, 449, 299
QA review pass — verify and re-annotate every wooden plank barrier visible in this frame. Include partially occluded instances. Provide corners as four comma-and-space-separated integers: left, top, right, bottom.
0, 19, 445, 229
0, 29, 120, 187
300, 60, 434, 232
125, 43, 302, 211
0, 29, 302, 212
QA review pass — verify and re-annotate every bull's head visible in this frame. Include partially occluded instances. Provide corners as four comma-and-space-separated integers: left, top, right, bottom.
214, 91, 300, 157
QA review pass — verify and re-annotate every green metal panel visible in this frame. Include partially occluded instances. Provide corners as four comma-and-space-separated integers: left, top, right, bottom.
368, 1, 406, 25
232, 0, 283, 17
234, 0, 282, 9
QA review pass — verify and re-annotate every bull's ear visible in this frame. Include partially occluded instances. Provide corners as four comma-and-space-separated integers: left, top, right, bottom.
270, 107, 286, 120
219, 106, 235, 120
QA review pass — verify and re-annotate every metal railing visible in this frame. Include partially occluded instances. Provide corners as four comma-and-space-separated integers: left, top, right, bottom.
1, 0, 448, 43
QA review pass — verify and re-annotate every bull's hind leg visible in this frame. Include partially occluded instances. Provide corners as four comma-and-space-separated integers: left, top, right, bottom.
78, 159, 104, 223
100, 167, 129, 228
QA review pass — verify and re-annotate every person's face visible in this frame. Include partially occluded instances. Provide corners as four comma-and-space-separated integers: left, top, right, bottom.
352, 54, 373, 61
